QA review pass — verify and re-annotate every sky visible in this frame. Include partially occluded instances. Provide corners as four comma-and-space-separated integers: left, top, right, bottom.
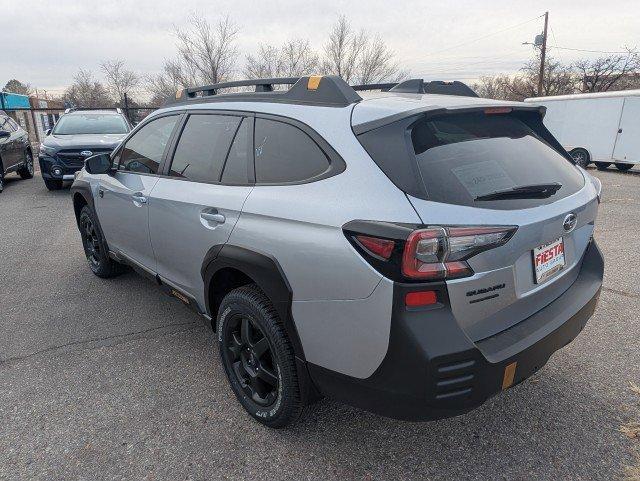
2, 0, 639, 99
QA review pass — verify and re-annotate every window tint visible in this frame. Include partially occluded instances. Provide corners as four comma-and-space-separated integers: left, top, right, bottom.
119, 115, 179, 174
169, 114, 241, 183
254, 118, 330, 183
358, 112, 585, 210
221, 118, 251, 184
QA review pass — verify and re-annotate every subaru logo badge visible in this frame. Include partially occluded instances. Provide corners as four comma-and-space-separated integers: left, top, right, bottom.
563, 213, 577, 232
80, 150, 93, 157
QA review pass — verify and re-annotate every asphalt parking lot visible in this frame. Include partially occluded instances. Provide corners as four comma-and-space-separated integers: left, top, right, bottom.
1, 168, 639, 481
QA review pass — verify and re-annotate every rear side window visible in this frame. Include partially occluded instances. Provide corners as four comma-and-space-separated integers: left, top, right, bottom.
254, 118, 330, 183
169, 114, 241, 183
358, 112, 585, 210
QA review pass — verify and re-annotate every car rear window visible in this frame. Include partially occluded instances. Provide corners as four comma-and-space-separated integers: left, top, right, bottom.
358, 111, 585, 210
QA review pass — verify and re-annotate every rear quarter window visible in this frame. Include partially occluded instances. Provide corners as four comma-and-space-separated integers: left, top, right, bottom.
358, 111, 585, 210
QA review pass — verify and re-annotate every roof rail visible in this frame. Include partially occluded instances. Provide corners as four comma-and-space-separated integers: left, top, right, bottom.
390, 79, 478, 97
169, 75, 362, 107
351, 82, 397, 92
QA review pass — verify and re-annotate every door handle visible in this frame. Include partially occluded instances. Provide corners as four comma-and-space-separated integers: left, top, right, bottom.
132, 192, 147, 204
200, 212, 226, 224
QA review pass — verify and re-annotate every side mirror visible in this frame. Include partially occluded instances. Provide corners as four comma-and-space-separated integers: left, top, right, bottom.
45, 129, 52, 136
85, 153, 113, 175
0, 130, 10, 139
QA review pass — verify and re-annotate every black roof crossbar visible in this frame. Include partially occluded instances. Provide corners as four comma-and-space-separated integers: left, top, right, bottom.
168, 75, 362, 107
390, 79, 478, 97
351, 83, 397, 92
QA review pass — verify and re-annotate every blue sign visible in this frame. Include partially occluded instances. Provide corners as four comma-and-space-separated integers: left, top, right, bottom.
0, 92, 30, 109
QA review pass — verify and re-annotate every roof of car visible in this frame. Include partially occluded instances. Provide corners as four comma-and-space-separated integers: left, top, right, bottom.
66, 110, 123, 115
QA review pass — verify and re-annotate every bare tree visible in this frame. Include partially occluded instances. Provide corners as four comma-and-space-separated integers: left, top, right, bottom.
574, 48, 640, 92
146, 58, 199, 105
474, 55, 575, 100
244, 39, 319, 79
100, 59, 141, 103
322, 15, 406, 84
3, 79, 32, 95
173, 14, 239, 85
64, 69, 111, 107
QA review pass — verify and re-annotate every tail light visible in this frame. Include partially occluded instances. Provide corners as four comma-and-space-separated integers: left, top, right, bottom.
402, 226, 516, 280
344, 222, 516, 282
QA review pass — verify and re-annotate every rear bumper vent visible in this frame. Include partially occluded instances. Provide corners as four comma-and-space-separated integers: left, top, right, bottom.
432, 359, 477, 402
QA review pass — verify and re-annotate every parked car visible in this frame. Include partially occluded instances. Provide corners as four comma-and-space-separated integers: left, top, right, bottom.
39, 109, 131, 190
0, 111, 34, 193
71, 76, 604, 428
525, 89, 640, 171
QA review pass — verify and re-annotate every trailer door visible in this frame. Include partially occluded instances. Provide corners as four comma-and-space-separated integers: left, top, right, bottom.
613, 97, 640, 164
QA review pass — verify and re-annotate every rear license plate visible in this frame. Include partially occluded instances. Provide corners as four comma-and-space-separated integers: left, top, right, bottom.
533, 237, 565, 284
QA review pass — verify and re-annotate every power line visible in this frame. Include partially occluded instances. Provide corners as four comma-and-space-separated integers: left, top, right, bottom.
424, 14, 545, 58
549, 45, 631, 54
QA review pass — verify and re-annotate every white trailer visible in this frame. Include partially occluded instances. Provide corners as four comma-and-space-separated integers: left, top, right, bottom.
525, 89, 640, 171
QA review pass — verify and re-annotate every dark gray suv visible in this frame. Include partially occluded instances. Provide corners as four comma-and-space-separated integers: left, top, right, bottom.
0, 112, 34, 193
39, 109, 131, 190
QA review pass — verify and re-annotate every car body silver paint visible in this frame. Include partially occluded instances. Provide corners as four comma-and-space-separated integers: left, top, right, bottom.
409, 177, 599, 341
94, 171, 159, 272
148, 179, 254, 310
291, 276, 393, 379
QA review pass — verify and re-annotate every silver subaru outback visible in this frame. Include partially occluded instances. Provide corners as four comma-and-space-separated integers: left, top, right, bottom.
71, 75, 604, 428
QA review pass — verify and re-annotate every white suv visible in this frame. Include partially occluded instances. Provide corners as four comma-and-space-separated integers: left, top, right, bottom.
71, 75, 604, 428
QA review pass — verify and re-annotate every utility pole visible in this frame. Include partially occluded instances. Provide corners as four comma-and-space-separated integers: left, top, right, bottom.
537, 11, 549, 96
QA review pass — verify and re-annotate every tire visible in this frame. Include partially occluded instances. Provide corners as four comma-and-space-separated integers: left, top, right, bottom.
0, 167, 4, 194
217, 284, 303, 428
43, 178, 63, 190
615, 163, 634, 172
570, 148, 590, 168
78, 205, 125, 278
595, 162, 611, 171
18, 151, 34, 179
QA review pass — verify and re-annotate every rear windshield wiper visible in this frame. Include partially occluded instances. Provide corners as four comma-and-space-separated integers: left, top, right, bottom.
474, 182, 562, 201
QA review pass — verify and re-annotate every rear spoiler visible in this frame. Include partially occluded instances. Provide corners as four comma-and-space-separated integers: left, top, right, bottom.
352, 104, 547, 135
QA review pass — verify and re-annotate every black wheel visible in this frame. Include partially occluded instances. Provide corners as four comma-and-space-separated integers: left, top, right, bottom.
570, 148, 590, 168
615, 163, 634, 172
43, 178, 63, 190
18, 151, 34, 179
595, 162, 611, 170
0, 164, 4, 194
218, 285, 303, 428
79, 205, 125, 278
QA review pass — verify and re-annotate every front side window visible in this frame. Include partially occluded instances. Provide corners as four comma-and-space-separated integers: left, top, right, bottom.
169, 114, 241, 183
118, 115, 179, 174
53, 114, 129, 135
254, 118, 330, 183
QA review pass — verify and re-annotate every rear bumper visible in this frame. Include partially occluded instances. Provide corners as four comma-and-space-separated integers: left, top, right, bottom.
308, 240, 603, 421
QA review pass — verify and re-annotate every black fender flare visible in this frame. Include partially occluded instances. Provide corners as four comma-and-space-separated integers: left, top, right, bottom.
202, 244, 305, 360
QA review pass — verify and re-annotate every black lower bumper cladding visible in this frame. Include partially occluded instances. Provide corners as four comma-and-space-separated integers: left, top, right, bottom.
308, 240, 604, 421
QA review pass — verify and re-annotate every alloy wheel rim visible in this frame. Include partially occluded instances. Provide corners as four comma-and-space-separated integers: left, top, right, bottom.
224, 314, 279, 406
81, 216, 101, 267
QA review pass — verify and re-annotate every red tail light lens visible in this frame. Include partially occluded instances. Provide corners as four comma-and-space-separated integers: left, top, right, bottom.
355, 235, 395, 260
402, 226, 516, 280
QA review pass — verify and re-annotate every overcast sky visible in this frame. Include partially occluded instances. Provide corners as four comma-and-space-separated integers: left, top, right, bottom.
3, 0, 639, 97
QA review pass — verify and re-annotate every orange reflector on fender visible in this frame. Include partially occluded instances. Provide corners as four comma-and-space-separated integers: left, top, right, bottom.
502, 361, 517, 390
307, 75, 322, 90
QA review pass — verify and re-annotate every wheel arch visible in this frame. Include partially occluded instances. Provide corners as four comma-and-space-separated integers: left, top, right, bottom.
202, 245, 304, 360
